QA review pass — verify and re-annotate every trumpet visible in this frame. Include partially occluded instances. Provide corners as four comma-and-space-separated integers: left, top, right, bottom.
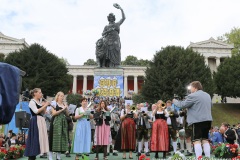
130, 106, 136, 112
161, 102, 166, 109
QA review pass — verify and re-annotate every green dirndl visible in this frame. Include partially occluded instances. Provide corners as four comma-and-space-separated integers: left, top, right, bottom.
52, 113, 69, 152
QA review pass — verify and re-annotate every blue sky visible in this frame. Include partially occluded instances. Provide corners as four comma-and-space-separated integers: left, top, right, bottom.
1, 0, 240, 65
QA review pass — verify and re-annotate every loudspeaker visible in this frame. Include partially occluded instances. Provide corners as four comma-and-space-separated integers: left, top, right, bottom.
15, 111, 31, 128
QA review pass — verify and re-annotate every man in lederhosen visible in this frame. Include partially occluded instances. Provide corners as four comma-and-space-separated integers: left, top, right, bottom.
136, 103, 151, 156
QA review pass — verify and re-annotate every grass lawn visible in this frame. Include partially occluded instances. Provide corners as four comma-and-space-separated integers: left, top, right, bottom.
212, 103, 240, 127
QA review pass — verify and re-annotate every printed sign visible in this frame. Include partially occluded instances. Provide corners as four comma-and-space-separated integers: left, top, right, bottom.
94, 76, 123, 97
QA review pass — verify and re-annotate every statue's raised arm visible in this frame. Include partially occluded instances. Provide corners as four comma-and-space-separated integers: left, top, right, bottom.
113, 3, 126, 25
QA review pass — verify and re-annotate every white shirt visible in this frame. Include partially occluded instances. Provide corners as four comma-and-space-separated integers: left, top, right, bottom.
29, 99, 42, 114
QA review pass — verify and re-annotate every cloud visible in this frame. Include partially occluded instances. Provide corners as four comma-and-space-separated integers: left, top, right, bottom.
0, 0, 240, 65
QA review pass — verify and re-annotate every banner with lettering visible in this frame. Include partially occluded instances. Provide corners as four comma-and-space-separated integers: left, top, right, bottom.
94, 76, 123, 97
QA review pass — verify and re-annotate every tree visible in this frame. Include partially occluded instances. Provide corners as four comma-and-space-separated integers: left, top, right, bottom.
141, 46, 214, 103
83, 59, 97, 65
137, 59, 151, 66
4, 43, 72, 96
213, 54, 240, 98
218, 27, 240, 55
121, 55, 150, 66
66, 93, 83, 107
122, 55, 138, 65
132, 94, 146, 104
0, 53, 5, 62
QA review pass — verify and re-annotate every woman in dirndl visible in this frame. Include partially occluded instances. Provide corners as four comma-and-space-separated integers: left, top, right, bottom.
24, 88, 49, 160
151, 100, 169, 159
93, 100, 111, 160
48, 92, 69, 160
72, 98, 93, 160
120, 103, 137, 159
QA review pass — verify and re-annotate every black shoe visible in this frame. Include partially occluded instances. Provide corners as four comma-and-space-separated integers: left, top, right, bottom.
145, 152, 150, 156
180, 150, 184, 153
185, 151, 193, 156
112, 152, 118, 156
166, 152, 171, 156
66, 153, 71, 157
136, 152, 141, 156
39, 155, 47, 158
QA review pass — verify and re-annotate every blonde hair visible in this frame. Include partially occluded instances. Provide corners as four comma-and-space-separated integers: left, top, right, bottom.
30, 88, 41, 97
54, 91, 64, 102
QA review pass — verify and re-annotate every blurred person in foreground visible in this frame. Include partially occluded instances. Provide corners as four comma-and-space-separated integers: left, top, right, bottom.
173, 81, 212, 159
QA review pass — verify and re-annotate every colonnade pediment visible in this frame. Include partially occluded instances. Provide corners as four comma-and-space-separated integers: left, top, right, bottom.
188, 37, 234, 49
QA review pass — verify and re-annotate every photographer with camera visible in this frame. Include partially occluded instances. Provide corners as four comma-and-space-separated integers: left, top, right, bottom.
173, 81, 212, 159
136, 103, 151, 156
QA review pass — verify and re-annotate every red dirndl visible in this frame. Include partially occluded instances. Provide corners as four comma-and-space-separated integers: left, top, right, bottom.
121, 117, 136, 151
151, 119, 169, 151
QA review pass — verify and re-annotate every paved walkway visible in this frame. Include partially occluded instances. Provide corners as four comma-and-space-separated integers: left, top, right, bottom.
18, 152, 205, 160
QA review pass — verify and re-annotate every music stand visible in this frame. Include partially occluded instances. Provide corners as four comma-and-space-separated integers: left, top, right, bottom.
15, 111, 31, 144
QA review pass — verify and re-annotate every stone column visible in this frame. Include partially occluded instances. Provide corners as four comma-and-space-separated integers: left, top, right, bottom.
134, 75, 138, 94
72, 75, 77, 94
216, 57, 221, 68
124, 75, 128, 97
83, 75, 88, 93
205, 57, 209, 66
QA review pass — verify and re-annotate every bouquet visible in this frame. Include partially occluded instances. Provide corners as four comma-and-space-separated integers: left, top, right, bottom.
167, 151, 186, 160
91, 89, 99, 96
139, 154, 150, 160
0, 148, 7, 159
213, 143, 238, 158
0, 145, 25, 159
84, 90, 92, 95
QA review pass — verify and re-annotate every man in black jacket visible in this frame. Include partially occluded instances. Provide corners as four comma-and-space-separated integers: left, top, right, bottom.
222, 123, 236, 144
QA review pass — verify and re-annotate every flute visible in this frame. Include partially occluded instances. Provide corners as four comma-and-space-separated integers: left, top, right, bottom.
42, 98, 56, 109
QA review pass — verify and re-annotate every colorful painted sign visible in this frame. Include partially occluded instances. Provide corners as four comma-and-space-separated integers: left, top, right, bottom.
94, 76, 123, 97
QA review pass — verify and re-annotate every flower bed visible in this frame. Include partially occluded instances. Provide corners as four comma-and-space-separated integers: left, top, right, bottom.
0, 145, 25, 159
213, 143, 238, 159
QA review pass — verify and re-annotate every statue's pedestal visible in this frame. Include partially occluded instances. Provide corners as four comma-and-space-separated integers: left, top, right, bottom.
94, 67, 123, 76
93, 68, 124, 97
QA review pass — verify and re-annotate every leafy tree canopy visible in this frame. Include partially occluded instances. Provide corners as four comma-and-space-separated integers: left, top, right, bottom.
66, 93, 83, 107
218, 27, 240, 55
141, 46, 214, 103
0, 53, 4, 62
121, 55, 150, 66
4, 43, 72, 96
213, 54, 240, 98
83, 59, 97, 66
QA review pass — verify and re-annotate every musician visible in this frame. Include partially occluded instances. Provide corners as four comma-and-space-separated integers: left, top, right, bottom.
136, 103, 151, 156
173, 81, 212, 159
72, 98, 93, 159
108, 104, 120, 156
151, 100, 169, 159
165, 100, 179, 155
178, 109, 193, 156
48, 92, 69, 160
24, 88, 49, 160
93, 100, 111, 160
120, 103, 137, 159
